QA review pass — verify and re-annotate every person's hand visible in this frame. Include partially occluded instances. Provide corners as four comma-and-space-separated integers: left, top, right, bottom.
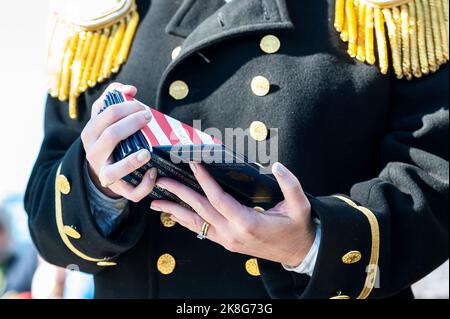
81, 83, 157, 201
150, 162, 315, 267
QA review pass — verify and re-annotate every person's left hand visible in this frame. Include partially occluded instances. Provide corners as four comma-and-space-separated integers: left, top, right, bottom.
150, 162, 315, 268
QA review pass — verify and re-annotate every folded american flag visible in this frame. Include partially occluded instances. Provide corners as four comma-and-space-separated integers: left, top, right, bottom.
101, 90, 282, 206
104, 90, 222, 148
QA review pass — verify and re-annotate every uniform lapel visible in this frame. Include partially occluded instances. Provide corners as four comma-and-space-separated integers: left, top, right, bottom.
157, 0, 294, 106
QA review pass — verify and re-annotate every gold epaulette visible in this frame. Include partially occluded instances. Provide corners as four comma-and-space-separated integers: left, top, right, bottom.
47, 0, 140, 119
334, 0, 449, 79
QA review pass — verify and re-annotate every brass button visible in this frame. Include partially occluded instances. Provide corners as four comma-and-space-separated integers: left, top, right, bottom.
249, 121, 269, 141
56, 175, 71, 195
342, 251, 362, 264
253, 206, 265, 213
157, 253, 176, 275
160, 212, 176, 228
245, 258, 261, 276
251, 76, 271, 97
260, 35, 281, 54
63, 225, 81, 239
169, 80, 189, 100
97, 261, 117, 267
171, 46, 182, 60
330, 295, 351, 299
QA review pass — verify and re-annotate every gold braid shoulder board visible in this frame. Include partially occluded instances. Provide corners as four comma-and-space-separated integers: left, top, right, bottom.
334, 0, 449, 79
47, 0, 140, 119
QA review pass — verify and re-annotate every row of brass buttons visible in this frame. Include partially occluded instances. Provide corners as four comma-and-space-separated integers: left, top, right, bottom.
168, 75, 272, 102
158, 207, 262, 277
156, 253, 261, 277
168, 35, 282, 142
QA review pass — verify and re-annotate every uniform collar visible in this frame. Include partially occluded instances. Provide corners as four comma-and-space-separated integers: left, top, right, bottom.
166, 0, 293, 40
166, 0, 227, 38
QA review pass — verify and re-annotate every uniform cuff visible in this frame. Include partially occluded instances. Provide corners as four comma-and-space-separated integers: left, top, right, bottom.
257, 195, 380, 299
52, 139, 149, 272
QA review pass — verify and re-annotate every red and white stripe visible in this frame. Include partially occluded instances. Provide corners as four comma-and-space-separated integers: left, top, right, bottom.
123, 93, 222, 147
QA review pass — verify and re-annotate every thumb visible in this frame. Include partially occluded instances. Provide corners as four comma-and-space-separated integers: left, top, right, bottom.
272, 162, 308, 211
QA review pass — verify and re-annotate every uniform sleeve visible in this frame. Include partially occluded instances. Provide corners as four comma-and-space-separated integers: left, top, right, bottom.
258, 66, 449, 299
24, 96, 148, 274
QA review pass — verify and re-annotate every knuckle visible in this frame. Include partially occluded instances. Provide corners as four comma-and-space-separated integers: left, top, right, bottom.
293, 181, 302, 192
209, 192, 224, 209
224, 237, 240, 252
80, 127, 89, 143
134, 112, 148, 127
142, 178, 155, 191
240, 220, 258, 237
192, 216, 203, 230
91, 100, 101, 113
125, 156, 139, 172
285, 178, 301, 191
130, 101, 144, 111
191, 204, 204, 215
191, 196, 207, 213
107, 107, 123, 122
85, 152, 94, 164
103, 127, 120, 143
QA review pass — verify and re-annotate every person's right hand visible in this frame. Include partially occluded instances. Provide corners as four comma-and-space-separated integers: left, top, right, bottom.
81, 83, 157, 202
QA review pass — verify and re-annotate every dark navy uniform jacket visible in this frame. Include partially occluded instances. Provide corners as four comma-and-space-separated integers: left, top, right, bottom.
25, 0, 449, 299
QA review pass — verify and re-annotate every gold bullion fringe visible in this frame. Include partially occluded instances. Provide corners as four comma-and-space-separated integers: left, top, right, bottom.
334, 0, 449, 79
47, 8, 140, 119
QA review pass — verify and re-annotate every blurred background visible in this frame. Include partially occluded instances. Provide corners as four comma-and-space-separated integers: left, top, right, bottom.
0, 0, 447, 299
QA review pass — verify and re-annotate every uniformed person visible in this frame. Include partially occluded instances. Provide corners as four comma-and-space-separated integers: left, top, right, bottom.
25, 0, 449, 299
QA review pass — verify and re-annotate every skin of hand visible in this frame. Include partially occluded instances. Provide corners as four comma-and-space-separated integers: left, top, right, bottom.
81, 83, 157, 202
150, 162, 315, 268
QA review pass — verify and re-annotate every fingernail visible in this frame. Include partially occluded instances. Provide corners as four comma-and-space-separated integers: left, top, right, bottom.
99, 170, 112, 188
150, 204, 162, 212
149, 167, 157, 180
137, 150, 150, 162
273, 162, 288, 177
143, 111, 152, 121
100, 179, 110, 188
189, 161, 198, 173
